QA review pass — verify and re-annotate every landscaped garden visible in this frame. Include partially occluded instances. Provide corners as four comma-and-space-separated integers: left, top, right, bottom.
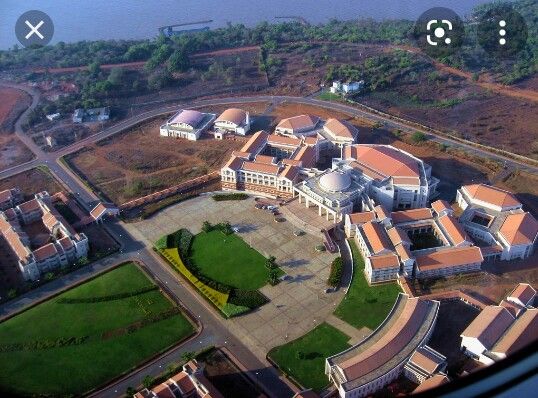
333, 240, 401, 329
156, 221, 280, 317
0, 263, 195, 396
268, 323, 351, 392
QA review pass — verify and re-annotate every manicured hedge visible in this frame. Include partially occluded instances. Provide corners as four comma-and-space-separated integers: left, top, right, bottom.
228, 289, 269, 309
57, 286, 158, 303
212, 193, 249, 201
166, 228, 194, 257
328, 257, 343, 287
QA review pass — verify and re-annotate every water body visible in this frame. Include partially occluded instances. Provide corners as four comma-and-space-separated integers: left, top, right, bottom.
0, 0, 493, 50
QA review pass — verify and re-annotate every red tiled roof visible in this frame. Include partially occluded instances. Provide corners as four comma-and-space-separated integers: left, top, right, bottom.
462, 184, 521, 209
499, 212, 538, 246
361, 221, 393, 255
461, 306, 514, 349
431, 200, 452, 214
215, 108, 247, 126
169, 371, 195, 395
277, 115, 319, 132
267, 133, 302, 147
344, 145, 420, 179
241, 161, 280, 175
369, 254, 400, 269
348, 211, 375, 225
508, 283, 536, 306
438, 214, 469, 246
292, 145, 316, 167
33, 243, 58, 262
491, 309, 538, 356
391, 208, 433, 224
412, 374, 449, 394
416, 246, 483, 271
499, 300, 524, 318
409, 347, 445, 374
324, 118, 358, 140
17, 198, 42, 215
240, 130, 269, 153
339, 296, 434, 381
279, 165, 299, 181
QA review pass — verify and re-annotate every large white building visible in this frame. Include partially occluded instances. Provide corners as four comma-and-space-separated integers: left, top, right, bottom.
160, 109, 216, 141
346, 200, 483, 284
326, 294, 439, 398
0, 191, 89, 281
456, 184, 538, 261
213, 108, 251, 136
293, 144, 439, 223
221, 131, 319, 199
461, 284, 537, 365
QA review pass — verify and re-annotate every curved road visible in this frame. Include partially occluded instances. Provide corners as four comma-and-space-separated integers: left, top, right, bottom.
1, 81, 537, 397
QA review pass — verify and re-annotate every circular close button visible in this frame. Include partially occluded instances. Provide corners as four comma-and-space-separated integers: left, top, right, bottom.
477, 5, 528, 58
15, 10, 54, 48
413, 7, 465, 58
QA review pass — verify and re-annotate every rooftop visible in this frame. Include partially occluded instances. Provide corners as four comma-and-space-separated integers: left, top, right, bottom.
508, 283, 536, 306
461, 306, 514, 349
491, 309, 538, 357
277, 114, 319, 132
323, 118, 358, 140
215, 108, 247, 126
169, 109, 205, 127
415, 246, 483, 271
391, 208, 433, 224
462, 184, 521, 209
327, 294, 439, 392
499, 212, 538, 246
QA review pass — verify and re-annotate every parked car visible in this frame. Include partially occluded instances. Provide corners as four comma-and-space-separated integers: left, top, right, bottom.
294, 230, 305, 236
255, 203, 263, 209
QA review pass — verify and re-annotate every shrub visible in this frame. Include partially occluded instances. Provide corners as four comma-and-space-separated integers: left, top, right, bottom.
328, 257, 343, 287
57, 286, 158, 303
411, 131, 426, 143
212, 193, 249, 201
202, 221, 213, 233
166, 229, 194, 257
268, 269, 280, 286
221, 302, 250, 317
228, 289, 269, 309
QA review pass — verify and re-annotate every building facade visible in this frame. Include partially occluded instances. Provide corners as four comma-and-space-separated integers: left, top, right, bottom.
160, 109, 216, 141
0, 191, 89, 281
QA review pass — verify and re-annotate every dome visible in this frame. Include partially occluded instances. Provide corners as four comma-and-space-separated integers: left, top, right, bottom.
319, 171, 351, 192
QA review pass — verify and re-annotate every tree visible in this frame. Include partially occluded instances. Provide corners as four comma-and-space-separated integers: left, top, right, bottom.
266, 255, 277, 269
202, 221, 212, 233
7, 289, 17, 299
181, 351, 196, 362
167, 49, 190, 73
142, 375, 154, 389
268, 269, 280, 285
88, 61, 101, 77
125, 387, 136, 397
107, 67, 126, 86
147, 69, 172, 90
220, 221, 233, 235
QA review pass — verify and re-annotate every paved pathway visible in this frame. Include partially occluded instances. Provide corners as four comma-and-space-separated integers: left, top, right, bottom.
325, 314, 372, 345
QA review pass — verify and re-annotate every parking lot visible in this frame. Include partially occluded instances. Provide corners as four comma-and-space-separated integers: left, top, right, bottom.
126, 195, 345, 357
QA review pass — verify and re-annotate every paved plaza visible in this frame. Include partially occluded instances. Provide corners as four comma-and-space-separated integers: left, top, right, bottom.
125, 195, 348, 358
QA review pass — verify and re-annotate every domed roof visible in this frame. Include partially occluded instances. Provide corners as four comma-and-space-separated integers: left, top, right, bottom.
319, 171, 351, 192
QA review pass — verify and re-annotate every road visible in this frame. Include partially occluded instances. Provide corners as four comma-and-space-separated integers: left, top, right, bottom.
0, 83, 296, 398
0, 81, 537, 397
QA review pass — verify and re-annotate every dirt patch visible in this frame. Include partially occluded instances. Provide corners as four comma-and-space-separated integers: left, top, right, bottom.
81, 224, 120, 261
66, 117, 243, 204
415, 258, 538, 305
0, 136, 34, 171
498, 170, 538, 217
427, 300, 479, 376
0, 87, 34, 171
0, 167, 62, 200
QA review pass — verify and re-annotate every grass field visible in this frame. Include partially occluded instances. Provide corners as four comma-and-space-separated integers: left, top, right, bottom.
334, 240, 400, 330
189, 230, 270, 290
0, 263, 194, 396
268, 323, 351, 392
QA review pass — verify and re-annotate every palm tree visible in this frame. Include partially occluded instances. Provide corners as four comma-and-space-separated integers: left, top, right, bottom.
269, 269, 280, 285
266, 255, 277, 269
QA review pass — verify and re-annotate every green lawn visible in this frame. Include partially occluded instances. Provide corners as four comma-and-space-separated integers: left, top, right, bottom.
0, 263, 194, 396
189, 230, 270, 290
318, 91, 343, 101
268, 323, 351, 392
334, 240, 401, 330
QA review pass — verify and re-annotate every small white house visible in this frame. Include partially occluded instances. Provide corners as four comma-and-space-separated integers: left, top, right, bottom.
46, 113, 61, 121
213, 108, 251, 136
330, 80, 365, 94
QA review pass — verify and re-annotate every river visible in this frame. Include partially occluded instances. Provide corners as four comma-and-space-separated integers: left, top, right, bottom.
0, 0, 493, 50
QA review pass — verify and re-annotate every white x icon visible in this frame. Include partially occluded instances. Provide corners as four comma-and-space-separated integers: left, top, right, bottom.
25, 20, 45, 39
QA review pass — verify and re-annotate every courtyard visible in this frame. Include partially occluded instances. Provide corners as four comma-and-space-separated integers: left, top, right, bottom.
124, 195, 346, 359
